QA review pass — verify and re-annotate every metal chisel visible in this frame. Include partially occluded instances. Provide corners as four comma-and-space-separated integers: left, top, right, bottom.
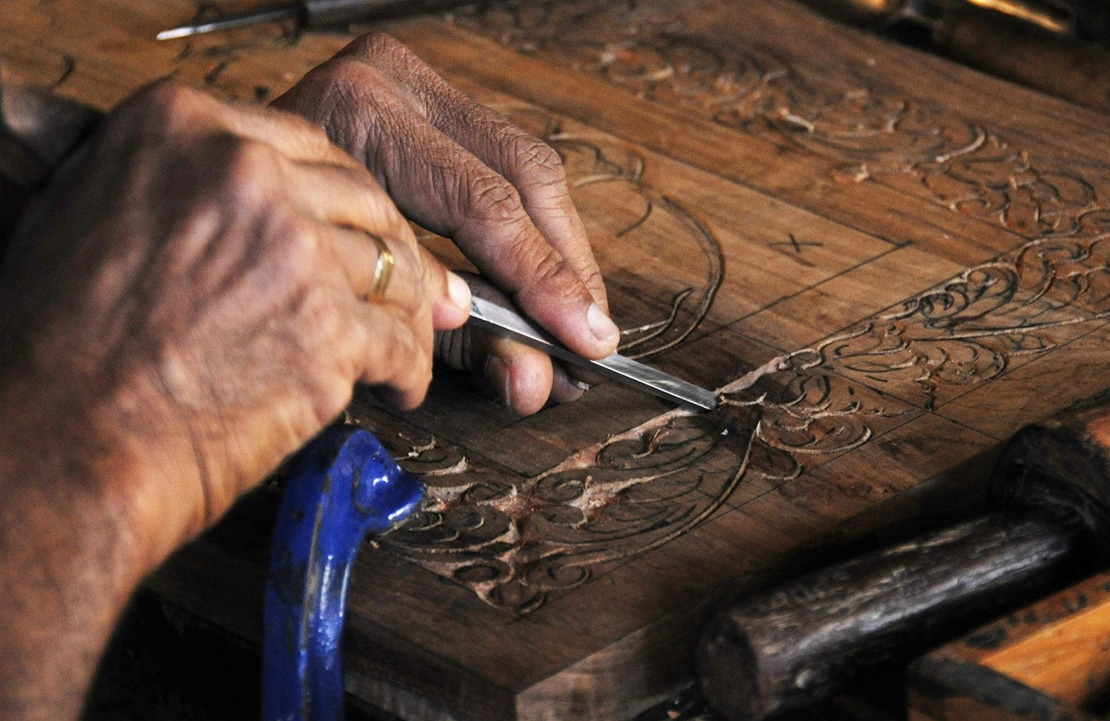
467, 296, 718, 412
157, 0, 482, 40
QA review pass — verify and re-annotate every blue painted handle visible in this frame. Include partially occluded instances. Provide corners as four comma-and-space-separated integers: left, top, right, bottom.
263, 426, 425, 721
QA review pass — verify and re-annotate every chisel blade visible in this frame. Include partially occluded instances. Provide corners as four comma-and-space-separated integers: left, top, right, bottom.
467, 296, 718, 412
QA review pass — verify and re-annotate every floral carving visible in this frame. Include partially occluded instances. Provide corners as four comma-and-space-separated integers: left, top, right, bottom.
354, 85, 1110, 613
453, 0, 1109, 238
382, 409, 746, 613
371, 333, 930, 615
812, 232, 1110, 409
371, 197, 1110, 615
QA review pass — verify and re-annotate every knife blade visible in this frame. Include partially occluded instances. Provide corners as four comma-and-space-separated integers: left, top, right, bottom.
466, 296, 718, 412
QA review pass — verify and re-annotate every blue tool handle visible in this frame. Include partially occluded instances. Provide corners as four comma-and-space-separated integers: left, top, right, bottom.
263, 426, 425, 721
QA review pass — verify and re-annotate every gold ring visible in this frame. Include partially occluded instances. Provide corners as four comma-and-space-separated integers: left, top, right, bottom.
367, 233, 394, 303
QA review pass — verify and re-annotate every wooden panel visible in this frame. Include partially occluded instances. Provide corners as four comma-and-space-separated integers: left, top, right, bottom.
11, 0, 1110, 718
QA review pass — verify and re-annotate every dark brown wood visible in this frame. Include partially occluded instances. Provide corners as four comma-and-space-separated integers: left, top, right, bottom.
938, 9, 1110, 116
994, 390, 1110, 548
10, 0, 1110, 718
696, 513, 1078, 721
697, 393, 1110, 720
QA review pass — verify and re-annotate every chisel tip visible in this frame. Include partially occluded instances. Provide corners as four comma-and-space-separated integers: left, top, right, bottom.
156, 26, 198, 40
156, 4, 300, 41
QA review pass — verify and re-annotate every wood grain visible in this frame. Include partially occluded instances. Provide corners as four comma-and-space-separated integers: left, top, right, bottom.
9, 0, 1110, 718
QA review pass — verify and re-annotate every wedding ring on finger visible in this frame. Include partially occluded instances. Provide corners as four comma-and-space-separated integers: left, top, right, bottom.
366, 233, 394, 303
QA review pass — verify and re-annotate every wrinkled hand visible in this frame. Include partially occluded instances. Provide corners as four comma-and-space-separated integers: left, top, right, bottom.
273, 33, 619, 415
0, 83, 470, 563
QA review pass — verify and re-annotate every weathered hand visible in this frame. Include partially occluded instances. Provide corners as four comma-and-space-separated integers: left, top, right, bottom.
0, 83, 470, 562
273, 33, 618, 415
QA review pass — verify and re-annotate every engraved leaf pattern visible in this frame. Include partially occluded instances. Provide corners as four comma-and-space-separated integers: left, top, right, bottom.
380, 2, 1110, 613
378, 109, 1110, 615
454, 0, 1109, 237
380, 411, 750, 614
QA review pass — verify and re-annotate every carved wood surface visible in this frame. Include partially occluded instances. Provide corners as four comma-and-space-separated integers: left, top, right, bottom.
8, 0, 1110, 718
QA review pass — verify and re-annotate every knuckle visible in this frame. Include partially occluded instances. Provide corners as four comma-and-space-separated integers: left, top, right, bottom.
580, 265, 607, 296
344, 32, 411, 66
215, 137, 280, 206
126, 83, 208, 133
466, 170, 526, 225
300, 57, 410, 135
273, 218, 319, 272
528, 247, 571, 289
292, 115, 334, 155
282, 60, 376, 140
321, 58, 365, 91
225, 136, 273, 175
311, 56, 375, 94
506, 133, 567, 186
360, 84, 412, 128
295, 284, 344, 338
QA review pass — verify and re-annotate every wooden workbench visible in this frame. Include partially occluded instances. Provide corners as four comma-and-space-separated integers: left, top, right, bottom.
7, 1, 1110, 718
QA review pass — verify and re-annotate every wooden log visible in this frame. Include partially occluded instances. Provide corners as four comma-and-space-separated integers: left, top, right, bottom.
697, 393, 1110, 720
696, 513, 1079, 721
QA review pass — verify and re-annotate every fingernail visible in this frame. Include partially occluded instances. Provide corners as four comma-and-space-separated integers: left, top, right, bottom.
587, 303, 620, 345
550, 365, 586, 404
447, 272, 472, 310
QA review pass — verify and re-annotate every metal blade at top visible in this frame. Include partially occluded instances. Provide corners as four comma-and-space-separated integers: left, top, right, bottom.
467, 296, 718, 412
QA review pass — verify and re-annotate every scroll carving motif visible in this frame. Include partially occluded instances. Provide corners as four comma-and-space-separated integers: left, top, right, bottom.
369, 374, 901, 615
375, 224, 1110, 615
452, 0, 1108, 238
371, 107, 1110, 613
817, 232, 1110, 409
380, 409, 745, 614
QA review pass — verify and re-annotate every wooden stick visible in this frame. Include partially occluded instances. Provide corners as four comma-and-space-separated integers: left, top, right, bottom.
698, 394, 1110, 720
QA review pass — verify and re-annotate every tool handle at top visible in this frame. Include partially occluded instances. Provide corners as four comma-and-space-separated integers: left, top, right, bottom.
303, 0, 478, 26
794, 0, 907, 27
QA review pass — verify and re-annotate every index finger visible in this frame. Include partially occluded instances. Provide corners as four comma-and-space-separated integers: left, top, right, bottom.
378, 115, 620, 360
275, 39, 619, 361
335, 35, 607, 308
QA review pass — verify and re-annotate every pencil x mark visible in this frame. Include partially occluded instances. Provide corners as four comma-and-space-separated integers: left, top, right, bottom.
771, 233, 823, 254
